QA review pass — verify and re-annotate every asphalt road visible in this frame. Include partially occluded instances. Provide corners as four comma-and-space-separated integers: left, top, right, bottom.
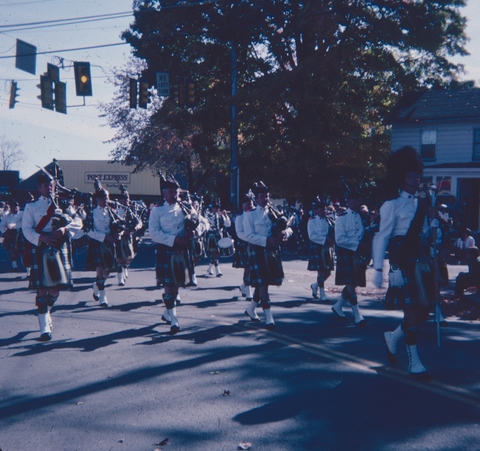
1, 238, 479, 451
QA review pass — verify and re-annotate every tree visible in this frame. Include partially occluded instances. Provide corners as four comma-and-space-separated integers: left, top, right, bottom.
0, 135, 25, 171
104, 0, 470, 205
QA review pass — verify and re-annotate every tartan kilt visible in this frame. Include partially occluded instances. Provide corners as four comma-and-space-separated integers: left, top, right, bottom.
85, 239, 117, 272
248, 244, 284, 287
2, 229, 22, 261
307, 242, 334, 272
335, 245, 366, 287
29, 240, 73, 290
232, 239, 249, 268
155, 243, 192, 288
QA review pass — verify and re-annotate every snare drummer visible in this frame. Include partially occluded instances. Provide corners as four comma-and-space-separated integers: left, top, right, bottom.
243, 181, 292, 330
149, 174, 194, 334
205, 201, 232, 277
22, 173, 82, 341
307, 198, 334, 301
85, 187, 122, 307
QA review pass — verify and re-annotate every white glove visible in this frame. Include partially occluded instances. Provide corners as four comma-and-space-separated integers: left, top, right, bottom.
373, 270, 383, 288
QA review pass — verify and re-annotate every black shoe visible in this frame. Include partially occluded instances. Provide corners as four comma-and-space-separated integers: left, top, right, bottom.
39, 332, 52, 342
383, 334, 397, 366
331, 307, 347, 320
170, 325, 180, 335
244, 310, 260, 322
161, 315, 172, 325
265, 323, 276, 331
410, 371, 432, 382
354, 319, 367, 327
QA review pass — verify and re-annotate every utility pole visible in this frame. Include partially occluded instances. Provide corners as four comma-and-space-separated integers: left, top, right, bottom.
230, 40, 239, 210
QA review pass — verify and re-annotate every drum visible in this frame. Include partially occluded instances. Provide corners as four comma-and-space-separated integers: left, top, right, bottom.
218, 237, 235, 258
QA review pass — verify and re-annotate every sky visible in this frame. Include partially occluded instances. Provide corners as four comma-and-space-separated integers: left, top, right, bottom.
1, 0, 480, 180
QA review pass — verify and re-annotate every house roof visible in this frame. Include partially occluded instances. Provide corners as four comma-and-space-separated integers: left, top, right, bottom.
384, 88, 480, 124
13, 160, 64, 192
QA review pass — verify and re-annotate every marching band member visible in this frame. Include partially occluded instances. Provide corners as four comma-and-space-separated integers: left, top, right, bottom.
332, 188, 368, 326
373, 146, 436, 380
115, 188, 142, 286
85, 186, 123, 307
243, 181, 292, 330
149, 174, 195, 334
205, 201, 231, 277
188, 194, 209, 286
233, 191, 255, 301
307, 198, 334, 301
0, 200, 24, 272
22, 172, 82, 341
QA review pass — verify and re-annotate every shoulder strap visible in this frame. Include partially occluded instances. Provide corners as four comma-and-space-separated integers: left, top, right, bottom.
35, 202, 55, 233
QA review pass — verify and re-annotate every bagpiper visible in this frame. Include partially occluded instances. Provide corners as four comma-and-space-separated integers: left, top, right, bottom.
22, 172, 82, 341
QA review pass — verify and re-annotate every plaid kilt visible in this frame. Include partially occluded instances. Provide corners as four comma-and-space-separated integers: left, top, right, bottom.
2, 229, 22, 261
85, 239, 117, 272
155, 244, 192, 288
307, 242, 334, 272
248, 244, 284, 287
29, 240, 73, 290
335, 245, 366, 287
232, 238, 249, 268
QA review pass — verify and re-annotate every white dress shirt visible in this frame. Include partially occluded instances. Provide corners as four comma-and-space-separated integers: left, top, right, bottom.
334, 208, 364, 252
307, 215, 330, 246
87, 206, 113, 243
243, 205, 292, 247
23, 196, 81, 246
0, 211, 23, 234
148, 202, 186, 248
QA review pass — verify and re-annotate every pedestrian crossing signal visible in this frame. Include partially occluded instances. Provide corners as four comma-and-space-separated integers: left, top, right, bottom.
74, 62, 93, 96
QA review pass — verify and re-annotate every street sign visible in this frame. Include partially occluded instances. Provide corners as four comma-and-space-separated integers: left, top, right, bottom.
156, 72, 170, 97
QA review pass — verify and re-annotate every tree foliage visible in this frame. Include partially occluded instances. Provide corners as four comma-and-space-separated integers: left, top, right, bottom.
103, 0, 469, 205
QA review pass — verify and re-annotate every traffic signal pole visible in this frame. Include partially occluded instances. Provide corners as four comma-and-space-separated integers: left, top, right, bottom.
230, 40, 239, 210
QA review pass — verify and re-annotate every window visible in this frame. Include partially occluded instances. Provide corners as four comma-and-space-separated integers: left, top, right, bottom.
421, 129, 436, 160
473, 128, 480, 161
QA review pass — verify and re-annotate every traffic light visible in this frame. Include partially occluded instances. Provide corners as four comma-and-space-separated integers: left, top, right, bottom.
55, 81, 67, 114
187, 80, 195, 107
138, 81, 151, 109
9, 81, 19, 109
74, 62, 93, 96
129, 78, 137, 109
37, 75, 54, 110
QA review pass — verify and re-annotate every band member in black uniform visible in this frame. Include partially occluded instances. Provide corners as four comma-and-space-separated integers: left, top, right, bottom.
373, 146, 437, 380
115, 188, 142, 286
307, 198, 334, 301
234, 191, 256, 301
243, 181, 292, 329
332, 188, 368, 326
205, 200, 232, 277
149, 174, 196, 334
22, 172, 82, 341
85, 185, 123, 307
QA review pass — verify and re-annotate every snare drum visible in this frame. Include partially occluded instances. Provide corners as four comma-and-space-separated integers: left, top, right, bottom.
218, 237, 235, 258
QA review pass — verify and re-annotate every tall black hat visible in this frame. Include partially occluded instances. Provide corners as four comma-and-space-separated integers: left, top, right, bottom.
384, 146, 423, 198
252, 181, 269, 197
159, 173, 180, 191
37, 170, 53, 185
118, 184, 130, 199
312, 196, 325, 209
93, 177, 109, 199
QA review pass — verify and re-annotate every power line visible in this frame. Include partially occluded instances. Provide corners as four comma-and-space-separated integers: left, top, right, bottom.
0, 11, 132, 30
0, 42, 128, 60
